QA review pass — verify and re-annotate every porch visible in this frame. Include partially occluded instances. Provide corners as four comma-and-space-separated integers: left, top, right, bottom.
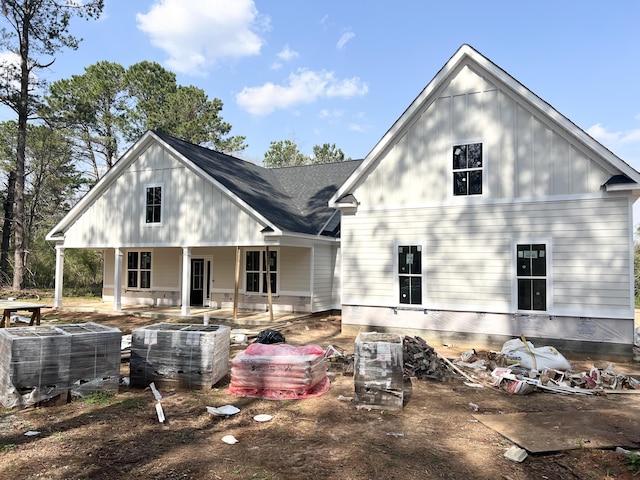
48, 297, 316, 327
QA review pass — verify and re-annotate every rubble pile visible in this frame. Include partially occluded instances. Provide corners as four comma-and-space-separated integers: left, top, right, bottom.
403, 336, 451, 380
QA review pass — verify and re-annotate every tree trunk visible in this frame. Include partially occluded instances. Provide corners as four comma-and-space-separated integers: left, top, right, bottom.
0, 170, 15, 281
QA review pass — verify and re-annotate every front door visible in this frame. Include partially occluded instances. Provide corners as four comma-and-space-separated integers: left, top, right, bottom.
190, 259, 205, 306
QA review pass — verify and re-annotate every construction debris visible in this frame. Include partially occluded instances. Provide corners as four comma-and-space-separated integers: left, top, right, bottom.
403, 336, 451, 380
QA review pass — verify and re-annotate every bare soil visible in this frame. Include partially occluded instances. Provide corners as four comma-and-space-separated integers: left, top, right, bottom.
0, 309, 639, 480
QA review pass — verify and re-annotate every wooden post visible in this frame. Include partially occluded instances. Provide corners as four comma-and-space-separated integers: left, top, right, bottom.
233, 246, 240, 320
265, 246, 274, 323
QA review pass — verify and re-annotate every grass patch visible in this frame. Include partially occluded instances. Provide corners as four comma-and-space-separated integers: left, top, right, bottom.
78, 391, 114, 406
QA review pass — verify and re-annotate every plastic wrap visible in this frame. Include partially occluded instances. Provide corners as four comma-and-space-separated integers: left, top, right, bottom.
130, 323, 230, 390
354, 332, 404, 410
229, 343, 329, 399
0, 322, 122, 408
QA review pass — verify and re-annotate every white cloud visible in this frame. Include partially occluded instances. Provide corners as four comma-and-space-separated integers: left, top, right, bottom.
136, 0, 267, 75
277, 45, 299, 62
318, 109, 344, 119
587, 122, 640, 159
337, 31, 355, 50
236, 69, 368, 116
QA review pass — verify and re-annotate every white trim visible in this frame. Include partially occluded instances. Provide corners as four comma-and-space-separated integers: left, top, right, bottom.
242, 247, 280, 295
142, 182, 164, 227
353, 191, 609, 213
329, 44, 640, 208
511, 238, 553, 314
450, 139, 486, 199
393, 240, 427, 307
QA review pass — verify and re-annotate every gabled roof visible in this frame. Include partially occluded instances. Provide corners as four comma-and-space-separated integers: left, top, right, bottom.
47, 130, 362, 241
155, 132, 362, 236
330, 44, 640, 205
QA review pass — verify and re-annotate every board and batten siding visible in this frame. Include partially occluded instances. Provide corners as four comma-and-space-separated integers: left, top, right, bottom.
353, 64, 614, 208
61, 143, 266, 248
341, 196, 631, 318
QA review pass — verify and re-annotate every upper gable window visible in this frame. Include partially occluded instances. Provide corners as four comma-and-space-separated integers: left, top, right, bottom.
453, 143, 483, 196
145, 184, 162, 224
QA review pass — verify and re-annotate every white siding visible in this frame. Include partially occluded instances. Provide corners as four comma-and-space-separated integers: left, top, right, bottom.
312, 243, 339, 312
341, 197, 631, 317
62, 143, 266, 248
354, 65, 614, 208
280, 247, 311, 293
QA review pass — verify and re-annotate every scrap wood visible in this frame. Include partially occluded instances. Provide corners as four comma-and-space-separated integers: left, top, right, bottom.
435, 350, 485, 387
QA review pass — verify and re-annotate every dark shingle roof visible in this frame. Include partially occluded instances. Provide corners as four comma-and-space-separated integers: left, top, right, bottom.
154, 131, 361, 236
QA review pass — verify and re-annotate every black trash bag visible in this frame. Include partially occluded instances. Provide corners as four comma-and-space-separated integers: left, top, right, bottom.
253, 329, 286, 344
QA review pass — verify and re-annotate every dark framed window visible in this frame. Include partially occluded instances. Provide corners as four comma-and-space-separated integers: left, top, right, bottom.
453, 143, 483, 196
245, 250, 278, 294
516, 244, 546, 311
398, 245, 422, 305
127, 251, 152, 289
145, 185, 162, 224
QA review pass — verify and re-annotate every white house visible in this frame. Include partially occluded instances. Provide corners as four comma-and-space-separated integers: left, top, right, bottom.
329, 44, 640, 357
47, 44, 640, 357
46, 131, 362, 317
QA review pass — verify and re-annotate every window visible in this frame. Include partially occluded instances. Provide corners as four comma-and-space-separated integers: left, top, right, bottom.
245, 250, 277, 294
516, 244, 546, 311
453, 143, 483, 196
127, 251, 152, 289
398, 245, 422, 305
145, 185, 162, 224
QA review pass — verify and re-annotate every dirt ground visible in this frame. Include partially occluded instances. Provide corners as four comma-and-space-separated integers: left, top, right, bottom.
0, 309, 639, 480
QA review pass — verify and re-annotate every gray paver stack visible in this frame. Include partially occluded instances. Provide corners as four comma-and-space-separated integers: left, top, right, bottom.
0, 322, 122, 408
130, 323, 230, 389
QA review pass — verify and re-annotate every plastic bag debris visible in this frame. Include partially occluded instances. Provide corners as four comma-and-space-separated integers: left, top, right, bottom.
253, 414, 273, 422
500, 336, 571, 372
206, 405, 240, 416
253, 329, 285, 344
221, 435, 238, 444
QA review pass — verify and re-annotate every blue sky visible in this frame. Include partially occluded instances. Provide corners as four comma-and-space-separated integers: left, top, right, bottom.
7, 0, 640, 223
33, 1, 639, 166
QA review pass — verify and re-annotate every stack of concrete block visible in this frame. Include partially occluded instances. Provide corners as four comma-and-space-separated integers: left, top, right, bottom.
130, 323, 230, 390
55, 323, 122, 397
354, 332, 404, 410
0, 322, 122, 408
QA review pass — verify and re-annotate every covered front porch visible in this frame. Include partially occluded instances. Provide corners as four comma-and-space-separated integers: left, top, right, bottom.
48, 296, 315, 328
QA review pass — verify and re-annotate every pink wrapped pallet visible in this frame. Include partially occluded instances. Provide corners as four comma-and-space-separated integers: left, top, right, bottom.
229, 343, 330, 399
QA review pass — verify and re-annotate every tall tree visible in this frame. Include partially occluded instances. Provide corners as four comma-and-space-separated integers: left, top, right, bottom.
123, 61, 246, 154
42, 61, 126, 182
0, 0, 103, 290
311, 143, 348, 164
162, 85, 246, 153
0, 121, 18, 282
263, 139, 307, 168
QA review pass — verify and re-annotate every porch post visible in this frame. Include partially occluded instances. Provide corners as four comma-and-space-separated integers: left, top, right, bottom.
181, 247, 191, 316
113, 248, 122, 312
233, 246, 240, 319
53, 245, 64, 308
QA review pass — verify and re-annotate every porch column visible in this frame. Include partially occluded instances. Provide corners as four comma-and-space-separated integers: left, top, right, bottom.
53, 245, 65, 308
181, 247, 191, 316
113, 248, 122, 312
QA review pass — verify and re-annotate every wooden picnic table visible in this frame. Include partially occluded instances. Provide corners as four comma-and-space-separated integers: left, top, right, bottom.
0, 301, 49, 328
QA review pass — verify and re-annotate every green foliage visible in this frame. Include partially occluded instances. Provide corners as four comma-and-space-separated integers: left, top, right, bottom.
0, 443, 16, 452
79, 390, 114, 406
311, 143, 349, 164
264, 139, 350, 167
263, 139, 307, 167
625, 452, 640, 471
